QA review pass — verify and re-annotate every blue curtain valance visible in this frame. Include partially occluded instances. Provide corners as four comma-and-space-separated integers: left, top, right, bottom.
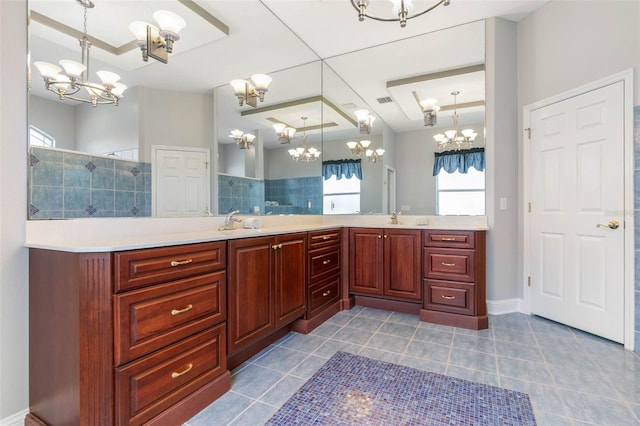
322, 159, 363, 180
433, 147, 485, 176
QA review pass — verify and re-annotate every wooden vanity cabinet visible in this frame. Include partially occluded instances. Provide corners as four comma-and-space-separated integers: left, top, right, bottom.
421, 230, 488, 330
293, 228, 342, 333
227, 232, 306, 368
27, 242, 230, 426
348, 228, 422, 311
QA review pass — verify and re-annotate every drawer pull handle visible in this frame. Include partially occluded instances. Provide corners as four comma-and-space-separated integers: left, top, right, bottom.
441, 237, 457, 241
322, 259, 331, 265
441, 295, 456, 300
323, 236, 330, 240
170, 259, 193, 267
322, 291, 331, 297
171, 363, 193, 379
171, 304, 193, 316
441, 262, 456, 267
272, 243, 283, 250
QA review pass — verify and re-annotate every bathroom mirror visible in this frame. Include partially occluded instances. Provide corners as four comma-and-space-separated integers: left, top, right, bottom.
26, 0, 485, 219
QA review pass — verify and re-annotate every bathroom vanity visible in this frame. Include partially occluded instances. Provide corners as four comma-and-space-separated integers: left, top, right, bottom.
25, 215, 487, 426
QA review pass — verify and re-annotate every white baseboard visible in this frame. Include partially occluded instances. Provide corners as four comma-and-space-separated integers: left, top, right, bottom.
487, 298, 523, 315
0, 409, 28, 426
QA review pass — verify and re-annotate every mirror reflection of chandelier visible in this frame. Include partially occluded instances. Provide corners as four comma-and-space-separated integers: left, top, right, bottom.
229, 129, 255, 149
273, 123, 296, 144
351, 0, 451, 28
32, 0, 127, 106
433, 91, 477, 151
288, 117, 321, 162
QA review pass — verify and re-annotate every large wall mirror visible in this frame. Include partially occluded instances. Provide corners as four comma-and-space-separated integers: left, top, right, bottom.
26, 0, 485, 219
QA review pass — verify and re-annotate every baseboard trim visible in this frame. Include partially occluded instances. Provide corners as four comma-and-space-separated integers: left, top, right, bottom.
487, 298, 523, 315
1, 409, 29, 426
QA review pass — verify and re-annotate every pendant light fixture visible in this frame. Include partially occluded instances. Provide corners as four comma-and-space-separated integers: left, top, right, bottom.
351, 0, 451, 28
433, 91, 477, 151
288, 117, 321, 162
33, 0, 126, 106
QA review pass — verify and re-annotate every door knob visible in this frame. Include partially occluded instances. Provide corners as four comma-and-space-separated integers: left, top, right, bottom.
596, 220, 619, 230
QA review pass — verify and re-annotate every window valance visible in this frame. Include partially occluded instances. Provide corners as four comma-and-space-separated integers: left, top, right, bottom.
322, 159, 362, 180
433, 147, 485, 176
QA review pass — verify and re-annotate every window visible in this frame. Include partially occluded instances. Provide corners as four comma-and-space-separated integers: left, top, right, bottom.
29, 126, 55, 147
323, 175, 361, 214
437, 168, 485, 215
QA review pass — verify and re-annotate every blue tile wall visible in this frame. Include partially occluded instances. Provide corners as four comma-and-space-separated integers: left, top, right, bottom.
218, 174, 265, 214
265, 176, 323, 215
29, 147, 152, 219
635, 105, 640, 351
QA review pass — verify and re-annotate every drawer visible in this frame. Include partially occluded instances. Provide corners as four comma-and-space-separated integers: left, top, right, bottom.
424, 279, 475, 316
308, 228, 341, 250
424, 230, 475, 249
114, 271, 226, 365
423, 247, 475, 282
308, 275, 340, 317
115, 242, 225, 292
115, 325, 226, 426
308, 246, 340, 282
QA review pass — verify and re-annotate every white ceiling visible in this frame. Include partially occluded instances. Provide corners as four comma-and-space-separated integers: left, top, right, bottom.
28, 0, 549, 148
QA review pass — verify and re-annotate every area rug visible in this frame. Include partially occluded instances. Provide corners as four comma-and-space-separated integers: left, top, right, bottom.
266, 351, 536, 426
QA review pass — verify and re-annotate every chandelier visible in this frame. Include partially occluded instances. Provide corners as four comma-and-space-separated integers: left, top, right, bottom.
230, 74, 272, 107
351, 0, 451, 28
129, 10, 186, 64
229, 129, 255, 149
433, 91, 477, 151
273, 123, 296, 144
354, 109, 375, 134
33, 0, 126, 106
288, 117, 321, 162
346, 140, 385, 162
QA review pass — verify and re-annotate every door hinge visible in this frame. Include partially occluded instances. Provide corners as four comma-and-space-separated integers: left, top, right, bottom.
528, 276, 531, 287
204, 161, 209, 169
525, 128, 531, 139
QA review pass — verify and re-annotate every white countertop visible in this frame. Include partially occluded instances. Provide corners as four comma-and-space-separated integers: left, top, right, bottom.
25, 215, 488, 253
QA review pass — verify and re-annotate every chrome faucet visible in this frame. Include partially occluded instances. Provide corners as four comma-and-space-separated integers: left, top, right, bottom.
219, 210, 242, 230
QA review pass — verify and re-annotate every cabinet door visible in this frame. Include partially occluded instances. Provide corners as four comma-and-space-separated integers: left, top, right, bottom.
227, 237, 274, 354
274, 233, 307, 327
349, 228, 384, 296
384, 229, 422, 300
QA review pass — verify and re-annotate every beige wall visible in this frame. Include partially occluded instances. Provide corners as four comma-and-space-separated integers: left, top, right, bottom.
0, 0, 29, 421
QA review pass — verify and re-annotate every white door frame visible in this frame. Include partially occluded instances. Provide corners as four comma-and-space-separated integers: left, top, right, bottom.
151, 145, 211, 217
522, 69, 634, 350
383, 165, 397, 214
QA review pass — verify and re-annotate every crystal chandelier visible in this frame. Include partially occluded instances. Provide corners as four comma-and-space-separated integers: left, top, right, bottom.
288, 117, 321, 162
346, 140, 385, 162
433, 91, 477, 151
33, 0, 126, 106
351, 0, 451, 28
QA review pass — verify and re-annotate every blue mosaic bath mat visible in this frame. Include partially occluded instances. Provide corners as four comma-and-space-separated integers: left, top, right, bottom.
266, 351, 536, 426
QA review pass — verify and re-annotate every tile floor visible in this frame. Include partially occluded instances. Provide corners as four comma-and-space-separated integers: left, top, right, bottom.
185, 307, 640, 426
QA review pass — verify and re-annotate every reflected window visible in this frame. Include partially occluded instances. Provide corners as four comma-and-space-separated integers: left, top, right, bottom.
29, 126, 55, 147
323, 175, 360, 214
436, 168, 485, 215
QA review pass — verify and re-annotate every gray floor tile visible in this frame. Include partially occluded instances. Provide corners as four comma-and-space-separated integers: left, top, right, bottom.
495, 340, 542, 361
185, 391, 253, 426
309, 322, 341, 338
252, 346, 309, 373
448, 347, 497, 374
377, 321, 417, 338
357, 307, 393, 321
413, 327, 454, 346
365, 333, 410, 353
561, 389, 640, 425
289, 354, 329, 379
445, 365, 499, 386
358, 346, 401, 364
258, 375, 306, 407
277, 332, 327, 353
499, 376, 566, 416
387, 311, 421, 326
404, 339, 450, 363
345, 315, 384, 332
331, 325, 374, 345
230, 364, 285, 399
452, 333, 496, 354
498, 357, 553, 384
313, 338, 362, 358
397, 355, 446, 374
228, 401, 278, 426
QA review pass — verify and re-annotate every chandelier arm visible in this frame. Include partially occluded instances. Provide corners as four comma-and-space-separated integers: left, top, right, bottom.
350, 0, 448, 23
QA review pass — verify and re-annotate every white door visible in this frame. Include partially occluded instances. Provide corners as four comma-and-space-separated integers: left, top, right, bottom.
153, 147, 210, 217
528, 82, 625, 342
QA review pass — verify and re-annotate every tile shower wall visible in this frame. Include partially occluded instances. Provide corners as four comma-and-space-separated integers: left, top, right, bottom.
634, 105, 640, 351
218, 174, 265, 214
265, 176, 322, 215
29, 147, 151, 219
